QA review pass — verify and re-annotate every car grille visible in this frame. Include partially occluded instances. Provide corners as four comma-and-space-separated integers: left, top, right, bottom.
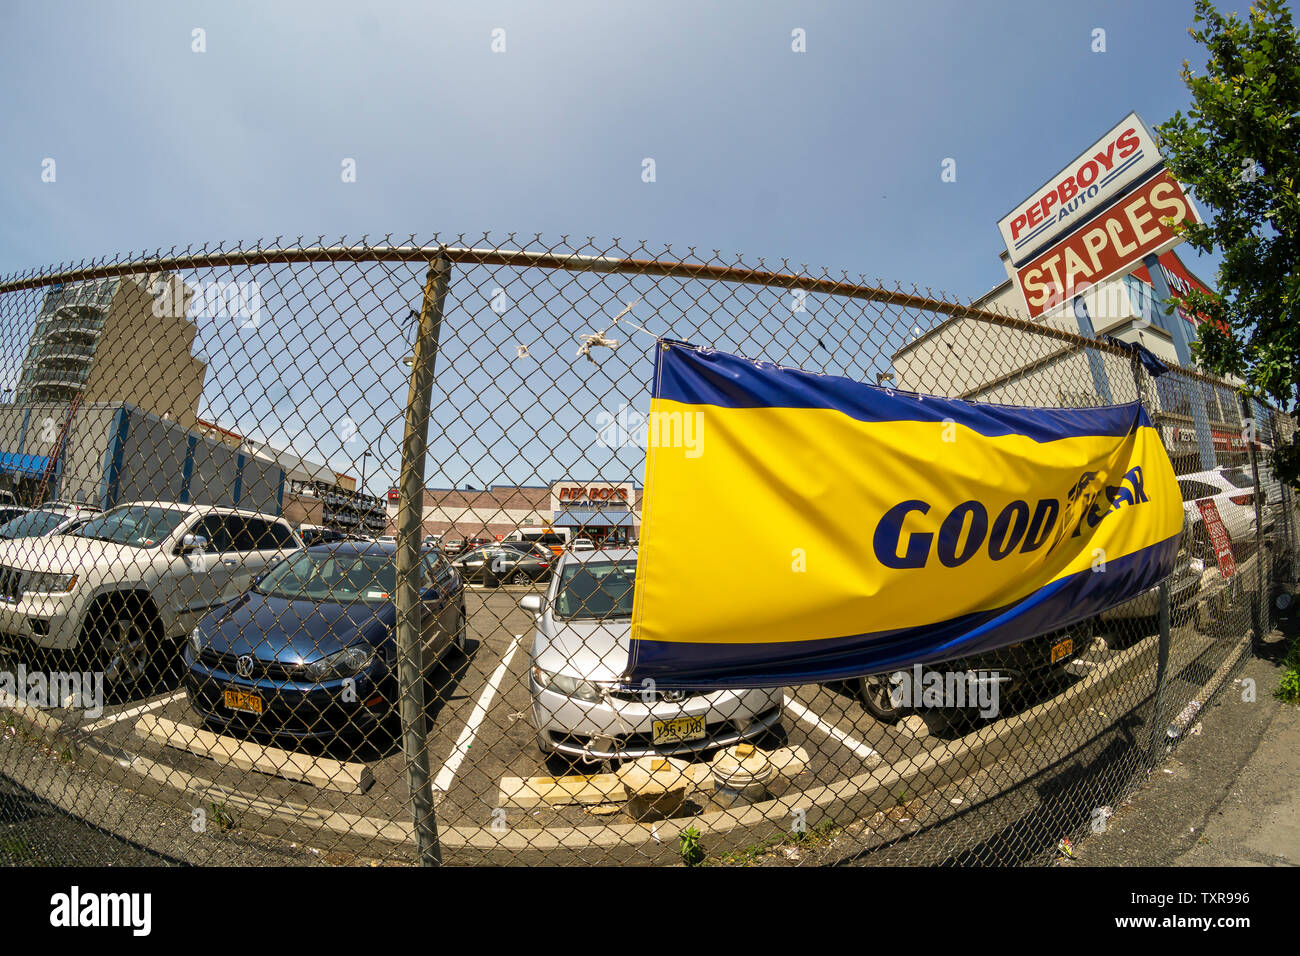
0, 566, 24, 603
198, 648, 307, 682
607, 687, 706, 704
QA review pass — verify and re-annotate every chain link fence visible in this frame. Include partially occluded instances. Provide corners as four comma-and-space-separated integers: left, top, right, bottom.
0, 236, 1295, 866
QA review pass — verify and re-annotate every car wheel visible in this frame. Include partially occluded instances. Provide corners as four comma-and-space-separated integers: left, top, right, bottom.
511, 570, 531, 587
452, 610, 468, 654
92, 607, 153, 696
859, 672, 907, 723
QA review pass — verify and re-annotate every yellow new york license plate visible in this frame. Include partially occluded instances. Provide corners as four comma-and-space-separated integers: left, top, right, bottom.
223, 689, 264, 714
1050, 638, 1074, 664
652, 715, 706, 745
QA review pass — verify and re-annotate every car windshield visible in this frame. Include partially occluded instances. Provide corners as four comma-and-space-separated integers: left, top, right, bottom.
555, 560, 636, 620
73, 505, 188, 548
0, 510, 67, 538
255, 549, 397, 604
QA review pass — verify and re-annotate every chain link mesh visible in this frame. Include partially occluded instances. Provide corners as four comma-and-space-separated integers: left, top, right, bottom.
0, 235, 1294, 866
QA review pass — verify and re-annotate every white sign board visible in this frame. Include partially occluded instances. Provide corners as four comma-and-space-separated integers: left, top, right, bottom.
998, 112, 1163, 267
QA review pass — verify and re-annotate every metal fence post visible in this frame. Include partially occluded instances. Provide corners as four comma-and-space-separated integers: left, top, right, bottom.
396, 255, 452, 866
1241, 393, 1267, 642
1128, 353, 1174, 760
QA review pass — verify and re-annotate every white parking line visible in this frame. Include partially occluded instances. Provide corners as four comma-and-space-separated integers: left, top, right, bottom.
782, 693, 879, 763
432, 636, 522, 793
81, 691, 185, 734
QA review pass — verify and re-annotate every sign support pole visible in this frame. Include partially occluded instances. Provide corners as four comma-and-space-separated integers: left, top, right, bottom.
1071, 296, 1114, 404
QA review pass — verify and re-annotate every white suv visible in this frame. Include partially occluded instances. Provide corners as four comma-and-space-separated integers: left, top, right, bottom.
0, 501, 302, 693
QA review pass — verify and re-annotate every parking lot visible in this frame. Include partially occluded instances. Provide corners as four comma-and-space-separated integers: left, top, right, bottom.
2, 543, 1265, 864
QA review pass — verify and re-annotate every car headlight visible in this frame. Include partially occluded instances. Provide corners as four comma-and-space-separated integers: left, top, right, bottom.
303, 646, 375, 682
531, 664, 602, 702
189, 627, 203, 656
22, 572, 78, 595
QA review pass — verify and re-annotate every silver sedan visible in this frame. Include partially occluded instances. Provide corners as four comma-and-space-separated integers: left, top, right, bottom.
519, 548, 783, 764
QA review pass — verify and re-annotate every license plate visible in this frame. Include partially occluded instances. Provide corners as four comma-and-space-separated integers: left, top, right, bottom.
652, 715, 706, 745
223, 689, 264, 714
1050, 637, 1074, 664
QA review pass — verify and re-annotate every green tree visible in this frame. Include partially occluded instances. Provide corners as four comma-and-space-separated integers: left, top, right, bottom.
1158, 0, 1300, 487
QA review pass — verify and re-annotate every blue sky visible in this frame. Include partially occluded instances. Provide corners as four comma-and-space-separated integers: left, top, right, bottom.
0, 1, 1265, 494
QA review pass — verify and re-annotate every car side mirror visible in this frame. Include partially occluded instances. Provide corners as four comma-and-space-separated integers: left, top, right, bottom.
519, 593, 543, 615
179, 533, 208, 554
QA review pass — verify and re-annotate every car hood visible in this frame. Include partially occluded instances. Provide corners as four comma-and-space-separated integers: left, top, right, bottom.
532, 616, 631, 684
0, 533, 158, 575
200, 590, 394, 664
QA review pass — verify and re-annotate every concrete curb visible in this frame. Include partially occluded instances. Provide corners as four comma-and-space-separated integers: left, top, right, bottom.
0, 622, 1233, 860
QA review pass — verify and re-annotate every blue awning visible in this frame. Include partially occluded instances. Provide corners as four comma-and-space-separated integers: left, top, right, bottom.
0, 452, 51, 478
553, 510, 637, 528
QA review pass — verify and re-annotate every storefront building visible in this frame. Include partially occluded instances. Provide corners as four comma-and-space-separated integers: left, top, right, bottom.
390, 480, 643, 544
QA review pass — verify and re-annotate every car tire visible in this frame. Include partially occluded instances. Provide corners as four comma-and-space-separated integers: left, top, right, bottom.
859, 672, 907, 723
451, 610, 468, 655
88, 603, 156, 699
511, 570, 531, 587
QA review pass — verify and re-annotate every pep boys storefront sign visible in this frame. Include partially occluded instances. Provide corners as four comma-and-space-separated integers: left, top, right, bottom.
550, 482, 633, 512
998, 112, 1163, 267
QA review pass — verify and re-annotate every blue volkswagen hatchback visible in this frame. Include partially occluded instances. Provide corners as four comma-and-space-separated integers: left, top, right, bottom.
183, 542, 466, 741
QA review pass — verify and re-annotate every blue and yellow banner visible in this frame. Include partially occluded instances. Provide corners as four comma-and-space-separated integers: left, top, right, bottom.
626, 341, 1183, 690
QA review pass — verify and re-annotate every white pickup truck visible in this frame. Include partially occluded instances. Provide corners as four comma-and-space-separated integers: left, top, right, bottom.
0, 501, 301, 694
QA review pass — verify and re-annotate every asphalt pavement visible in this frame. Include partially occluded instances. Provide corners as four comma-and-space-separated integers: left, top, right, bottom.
1072, 610, 1300, 867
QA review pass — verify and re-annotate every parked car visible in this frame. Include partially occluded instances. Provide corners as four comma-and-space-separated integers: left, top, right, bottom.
570, 538, 596, 552
441, 538, 465, 556
0, 503, 99, 540
505, 527, 570, 556
0, 502, 302, 693
519, 548, 783, 764
1218, 465, 1278, 536
1101, 515, 1203, 624
183, 542, 466, 741
298, 524, 348, 548
454, 542, 552, 585
1177, 468, 1260, 557
856, 619, 1093, 723
0, 506, 29, 527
